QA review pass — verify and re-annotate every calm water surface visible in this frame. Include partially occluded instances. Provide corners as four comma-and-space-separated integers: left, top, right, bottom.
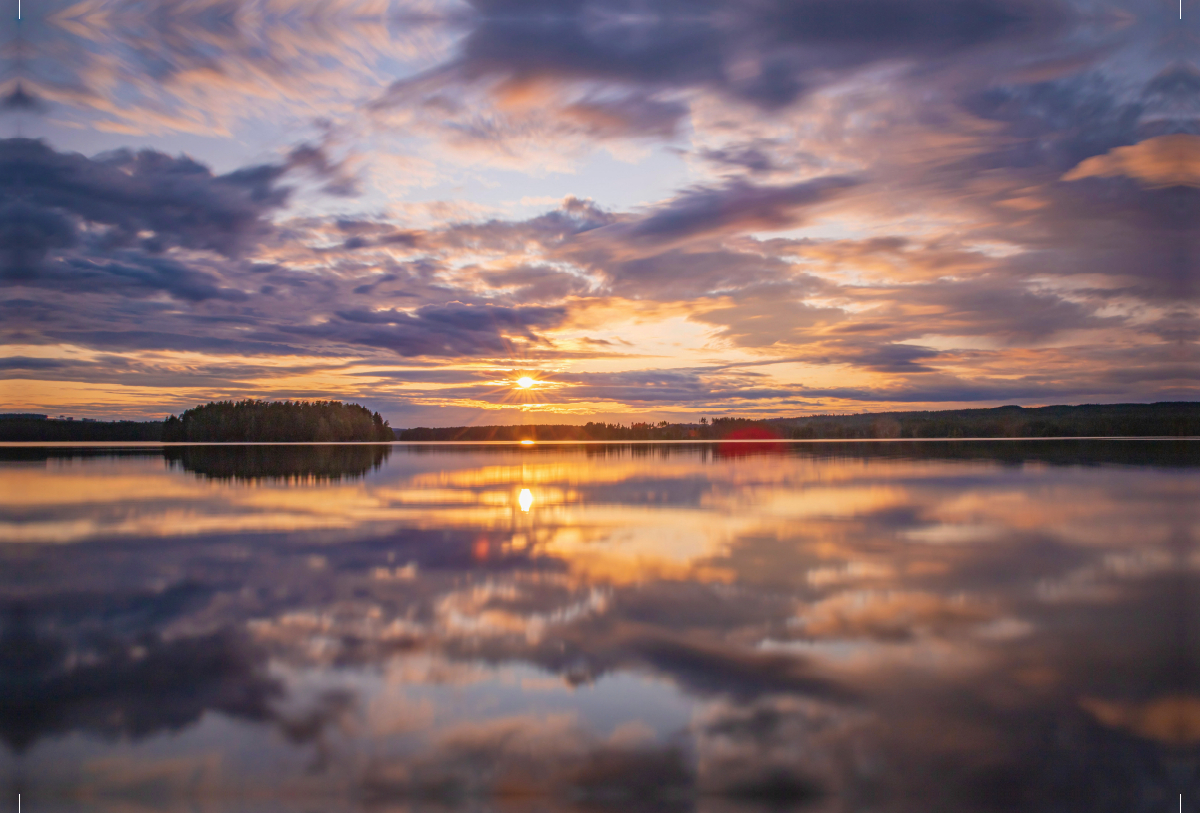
1, 440, 1198, 813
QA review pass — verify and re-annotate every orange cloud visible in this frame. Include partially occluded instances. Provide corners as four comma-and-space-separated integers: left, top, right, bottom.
1061, 135, 1200, 188
1080, 695, 1200, 746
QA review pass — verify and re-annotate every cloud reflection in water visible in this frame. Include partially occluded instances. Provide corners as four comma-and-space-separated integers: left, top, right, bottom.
0, 440, 1197, 812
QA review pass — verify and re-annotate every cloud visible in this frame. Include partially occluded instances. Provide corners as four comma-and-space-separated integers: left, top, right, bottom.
452, 0, 1068, 110
576, 248, 801, 300
8, 0, 444, 138
361, 714, 695, 803
962, 74, 1147, 175
0, 83, 45, 112
49, 254, 251, 302
624, 631, 853, 701
562, 94, 690, 139
0, 203, 76, 279
482, 264, 594, 301
620, 177, 859, 244
289, 302, 569, 357
543, 368, 798, 406
852, 343, 942, 373
0, 138, 294, 281
0, 614, 280, 751
0, 356, 76, 371
1061, 134, 1200, 188
698, 142, 784, 175
797, 590, 992, 641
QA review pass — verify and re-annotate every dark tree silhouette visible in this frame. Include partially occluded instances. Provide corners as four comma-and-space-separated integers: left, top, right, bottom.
396, 403, 1200, 442
161, 400, 392, 442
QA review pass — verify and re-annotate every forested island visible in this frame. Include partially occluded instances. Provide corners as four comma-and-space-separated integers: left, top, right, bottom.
162, 400, 393, 442
0, 400, 392, 442
398, 402, 1200, 441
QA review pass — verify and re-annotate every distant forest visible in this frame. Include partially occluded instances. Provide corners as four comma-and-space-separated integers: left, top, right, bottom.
0, 416, 163, 442
3, 401, 1197, 443
397, 402, 1200, 441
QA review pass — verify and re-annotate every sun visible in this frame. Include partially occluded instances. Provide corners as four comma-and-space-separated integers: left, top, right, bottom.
516, 376, 535, 389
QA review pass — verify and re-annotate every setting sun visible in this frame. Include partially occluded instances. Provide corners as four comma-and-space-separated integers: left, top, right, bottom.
517, 377, 535, 389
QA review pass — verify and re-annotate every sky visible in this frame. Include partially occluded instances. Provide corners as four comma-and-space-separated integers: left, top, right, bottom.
1, 0, 1197, 426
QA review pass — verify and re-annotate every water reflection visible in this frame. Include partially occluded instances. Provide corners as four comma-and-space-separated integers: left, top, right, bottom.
164, 444, 392, 483
0, 441, 1197, 812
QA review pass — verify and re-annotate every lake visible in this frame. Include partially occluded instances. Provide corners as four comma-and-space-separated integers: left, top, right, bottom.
1, 440, 1198, 813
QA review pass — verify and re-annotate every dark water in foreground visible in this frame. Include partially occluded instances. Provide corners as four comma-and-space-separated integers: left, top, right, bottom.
1, 440, 1198, 813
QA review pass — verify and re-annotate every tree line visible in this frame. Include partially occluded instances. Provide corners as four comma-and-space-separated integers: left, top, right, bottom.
1, 400, 394, 442
777, 402, 1200, 439
0, 416, 163, 442
396, 402, 1200, 441
4, 401, 1197, 443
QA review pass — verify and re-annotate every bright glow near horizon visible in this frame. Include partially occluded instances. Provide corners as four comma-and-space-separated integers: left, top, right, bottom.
517, 377, 536, 389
